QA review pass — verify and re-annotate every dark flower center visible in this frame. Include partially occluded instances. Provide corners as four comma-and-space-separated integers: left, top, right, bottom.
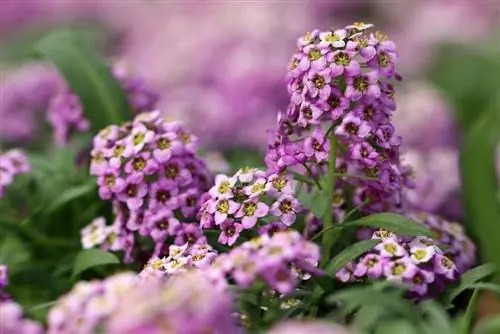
132, 157, 146, 171
279, 199, 293, 213
334, 51, 351, 65
313, 75, 326, 88
178, 131, 191, 143
354, 76, 369, 91
126, 184, 138, 197
302, 107, 313, 119
113, 144, 125, 157
187, 195, 198, 206
157, 219, 169, 230
164, 164, 179, 178
345, 122, 359, 134
225, 226, 235, 236
156, 137, 171, 150
378, 51, 390, 67
328, 96, 340, 108
105, 174, 116, 187
156, 190, 171, 203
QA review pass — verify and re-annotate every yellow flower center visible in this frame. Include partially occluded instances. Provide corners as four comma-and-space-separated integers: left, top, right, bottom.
132, 132, 145, 145
218, 181, 231, 194
243, 202, 257, 216
156, 137, 171, 150
308, 48, 322, 61
216, 199, 229, 213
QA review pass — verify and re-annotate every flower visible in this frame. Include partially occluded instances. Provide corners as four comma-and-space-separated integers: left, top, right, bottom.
267, 320, 356, 334
1, 300, 43, 334
0, 149, 30, 199
88, 111, 211, 262
81, 217, 108, 249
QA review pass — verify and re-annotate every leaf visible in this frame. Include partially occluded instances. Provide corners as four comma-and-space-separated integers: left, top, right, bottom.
325, 239, 380, 275
298, 188, 330, 218
344, 213, 432, 237
474, 316, 500, 334
460, 111, 500, 282
36, 30, 132, 131
445, 263, 497, 304
0, 237, 30, 275
419, 300, 453, 334
44, 182, 96, 214
72, 249, 120, 278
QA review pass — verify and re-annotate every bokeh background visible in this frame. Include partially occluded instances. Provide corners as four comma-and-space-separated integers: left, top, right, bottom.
1, 0, 500, 222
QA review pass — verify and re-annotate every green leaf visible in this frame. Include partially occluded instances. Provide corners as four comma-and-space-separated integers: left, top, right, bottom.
298, 188, 330, 218
325, 239, 380, 275
344, 213, 432, 237
72, 249, 120, 278
0, 237, 30, 275
474, 316, 500, 334
44, 182, 96, 214
420, 300, 453, 334
460, 111, 500, 282
445, 263, 497, 304
36, 30, 132, 131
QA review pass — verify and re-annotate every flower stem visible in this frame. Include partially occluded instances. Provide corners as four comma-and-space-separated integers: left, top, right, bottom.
321, 132, 337, 266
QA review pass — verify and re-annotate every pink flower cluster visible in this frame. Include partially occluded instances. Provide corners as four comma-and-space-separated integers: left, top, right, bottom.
48, 61, 159, 145
266, 23, 413, 216
0, 149, 30, 198
207, 230, 321, 295
48, 270, 237, 334
87, 111, 211, 262
338, 229, 458, 299
198, 168, 301, 246
0, 300, 43, 334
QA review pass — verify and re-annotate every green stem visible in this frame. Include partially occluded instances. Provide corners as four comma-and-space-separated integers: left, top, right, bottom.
321, 133, 337, 266
302, 163, 323, 190
291, 171, 316, 186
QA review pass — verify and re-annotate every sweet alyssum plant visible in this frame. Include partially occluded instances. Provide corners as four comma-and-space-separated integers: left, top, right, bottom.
1, 22, 499, 334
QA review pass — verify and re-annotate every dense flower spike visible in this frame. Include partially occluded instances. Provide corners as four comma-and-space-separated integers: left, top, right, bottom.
198, 168, 301, 245
266, 23, 412, 217
48, 270, 236, 334
0, 149, 31, 198
0, 300, 43, 334
87, 111, 211, 262
337, 229, 459, 299
207, 230, 321, 294
48, 61, 159, 145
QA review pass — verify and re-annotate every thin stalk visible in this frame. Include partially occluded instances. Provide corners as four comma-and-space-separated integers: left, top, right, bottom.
321, 132, 337, 266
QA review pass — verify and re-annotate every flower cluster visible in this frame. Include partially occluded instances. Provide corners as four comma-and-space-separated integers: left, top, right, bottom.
268, 321, 356, 334
48, 272, 137, 334
0, 149, 31, 198
198, 168, 301, 246
266, 23, 412, 216
107, 270, 237, 334
1, 300, 43, 334
207, 230, 321, 294
47, 61, 159, 145
48, 270, 236, 334
337, 229, 458, 299
137, 243, 218, 281
87, 111, 211, 262
407, 211, 476, 273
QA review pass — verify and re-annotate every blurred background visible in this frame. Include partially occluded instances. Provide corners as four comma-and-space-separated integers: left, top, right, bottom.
1, 0, 500, 221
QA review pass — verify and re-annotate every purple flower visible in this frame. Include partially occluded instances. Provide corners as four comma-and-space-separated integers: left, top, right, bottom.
345, 71, 380, 101
433, 254, 457, 280
148, 178, 179, 210
304, 126, 329, 162
263, 265, 296, 295
318, 87, 349, 120
270, 195, 301, 226
125, 123, 155, 156
174, 223, 207, 245
352, 36, 377, 61
328, 45, 360, 77
299, 45, 328, 71
304, 69, 332, 100
334, 113, 371, 139
235, 199, 269, 228
296, 101, 323, 127
218, 219, 243, 246
353, 253, 384, 278
349, 142, 379, 167
375, 238, 407, 257
148, 209, 179, 242
209, 174, 236, 198
124, 151, 159, 177
117, 176, 148, 210
408, 269, 435, 297
209, 198, 240, 225
384, 257, 417, 282
97, 167, 126, 200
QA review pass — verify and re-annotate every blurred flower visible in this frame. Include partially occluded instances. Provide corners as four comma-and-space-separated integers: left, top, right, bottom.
0, 300, 43, 334
87, 111, 211, 262
402, 148, 461, 217
0, 149, 30, 198
393, 81, 457, 151
0, 63, 60, 142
